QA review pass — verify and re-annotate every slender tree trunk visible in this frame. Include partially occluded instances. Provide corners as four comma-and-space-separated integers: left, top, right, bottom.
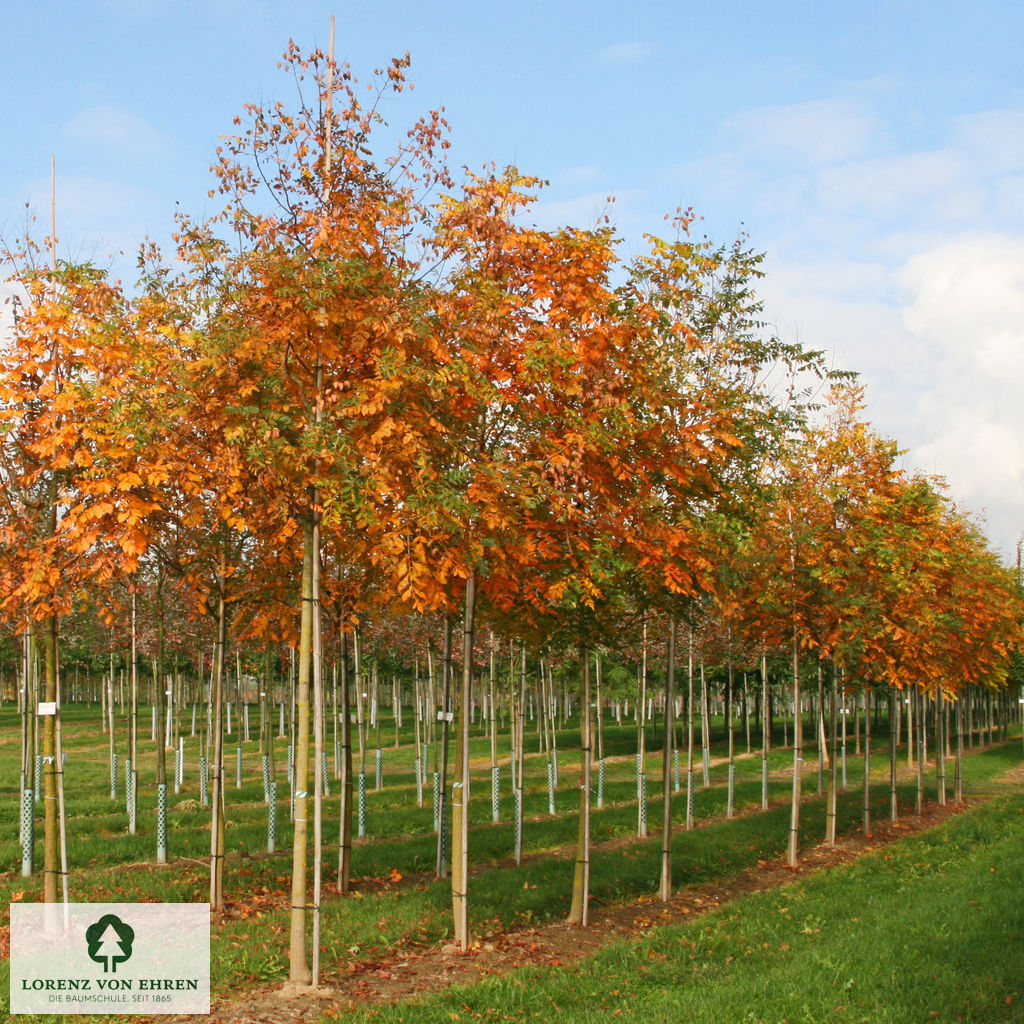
907, 684, 915, 769
787, 631, 802, 868
155, 564, 168, 864
686, 629, 695, 830
547, 660, 559, 788
825, 663, 838, 846
955, 696, 964, 803
921, 688, 929, 815
21, 626, 34, 878
658, 618, 677, 901
489, 639, 499, 823
761, 648, 770, 811
863, 686, 871, 836
41, 610, 59, 904
726, 633, 735, 819
338, 627, 354, 891
451, 572, 476, 950
209, 569, 227, 915
436, 623, 452, 879
514, 645, 527, 865
413, 663, 423, 808
355, 630, 367, 836
568, 639, 592, 924
595, 651, 605, 808
311, 505, 324, 987
107, 647, 115, 798
130, 591, 139, 834
637, 620, 648, 836
936, 692, 947, 806
288, 516, 315, 984
54, 663, 69, 915
889, 688, 898, 823
700, 658, 711, 788
743, 670, 751, 755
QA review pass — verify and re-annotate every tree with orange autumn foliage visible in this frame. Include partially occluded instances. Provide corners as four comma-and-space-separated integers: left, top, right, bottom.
0, 246, 168, 900
619, 232, 837, 892
360, 168, 644, 945
739, 381, 1023, 853
167, 42, 452, 981
5, 35, 1024, 985
738, 384, 898, 863
834, 470, 1021, 708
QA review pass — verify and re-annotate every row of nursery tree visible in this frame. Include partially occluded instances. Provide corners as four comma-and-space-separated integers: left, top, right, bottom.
2, 41, 1022, 983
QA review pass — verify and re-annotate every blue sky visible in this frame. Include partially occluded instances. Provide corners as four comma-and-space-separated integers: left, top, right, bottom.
4, 1, 1024, 557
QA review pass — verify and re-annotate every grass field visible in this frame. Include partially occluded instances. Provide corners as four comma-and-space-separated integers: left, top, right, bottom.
346, 786, 1024, 1024
1, 701, 1021, 1022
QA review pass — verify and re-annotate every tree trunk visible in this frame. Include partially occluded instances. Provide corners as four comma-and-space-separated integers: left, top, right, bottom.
954, 696, 964, 803
700, 658, 710, 787
311, 508, 324, 987
726, 634, 735, 819
209, 569, 227, 914
129, 591, 139, 837
761, 648, 770, 811
685, 630, 695, 830
816, 663, 826, 796
936, 692, 947, 806
338, 627, 353, 891
637, 620, 648, 837
862, 686, 871, 836
451, 572, 476, 950
514, 645, 527, 865
436, 622, 452, 878
568, 640, 592, 924
786, 631, 802, 868
287, 516, 315, 984
41, 611, 59, 903
889, 688, 898, 823
155, 564, 168, 864
489, 640, 499, 823
743, 670, 751, 755
921, 688, 929, 815
21, 626, 35, 878
825, 663, 838, 846
658, 618, 677, 901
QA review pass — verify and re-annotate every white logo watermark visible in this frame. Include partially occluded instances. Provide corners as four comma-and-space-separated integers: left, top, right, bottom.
10, 903, 209, 1015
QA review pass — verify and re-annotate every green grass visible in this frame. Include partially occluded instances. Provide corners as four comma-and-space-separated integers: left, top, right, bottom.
0, 702, 1021, 1022
342, 790, 1024, 1024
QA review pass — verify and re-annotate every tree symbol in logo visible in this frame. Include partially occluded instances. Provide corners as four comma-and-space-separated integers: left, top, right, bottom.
86, 914, 135, 973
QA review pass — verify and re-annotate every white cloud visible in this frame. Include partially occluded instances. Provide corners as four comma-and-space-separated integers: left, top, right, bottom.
901, 236, 1024, 375
913, 412, 1024, 552
951, 109, 1024, 174
817, 150, 980, 221
596, 42, 653, 63
758, 255, 923, 439
23, 174, 152, 230
14, 173, 165, 276
761, 237, 1024, 558
556, 164, 604, 186
720, 98, 876, 166
530, 189, 643, 232
765, 234, 1024, 558
665, 90, 1024, 558
0, 280, 24, 330
62, 106, 170, 162
896, 235, 1024, 556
